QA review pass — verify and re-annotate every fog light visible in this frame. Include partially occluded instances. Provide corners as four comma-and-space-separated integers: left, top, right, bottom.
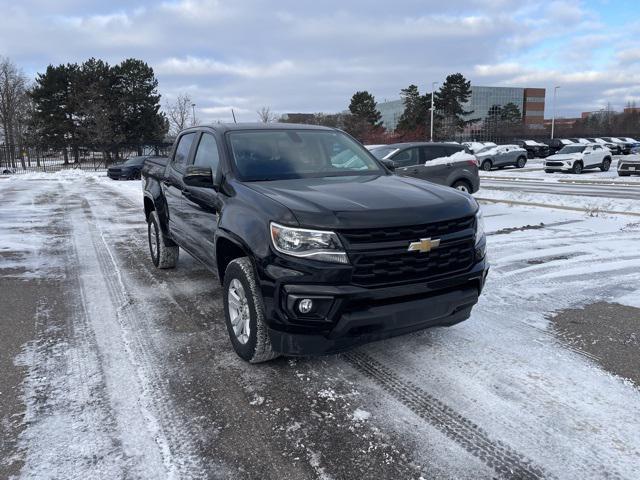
298, 299, 313, 314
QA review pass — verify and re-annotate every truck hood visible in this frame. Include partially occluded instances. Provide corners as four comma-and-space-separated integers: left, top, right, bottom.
245, 175, 476, 229
546, 153, 581, 162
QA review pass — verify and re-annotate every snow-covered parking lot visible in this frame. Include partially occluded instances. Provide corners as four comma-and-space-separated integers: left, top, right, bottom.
1, 172, 640, 479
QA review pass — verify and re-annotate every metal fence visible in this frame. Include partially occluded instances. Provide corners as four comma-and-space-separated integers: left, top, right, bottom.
0, 144, 173, 174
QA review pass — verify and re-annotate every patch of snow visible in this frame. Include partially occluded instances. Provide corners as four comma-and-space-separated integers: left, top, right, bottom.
426, 151, 476, 166
352, 408, 371, 421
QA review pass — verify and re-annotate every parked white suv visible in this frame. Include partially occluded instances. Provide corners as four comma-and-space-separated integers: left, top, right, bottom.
544, 144, 612, 174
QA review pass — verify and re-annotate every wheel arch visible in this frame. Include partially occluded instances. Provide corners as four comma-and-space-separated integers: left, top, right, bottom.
216, 232, 253, 283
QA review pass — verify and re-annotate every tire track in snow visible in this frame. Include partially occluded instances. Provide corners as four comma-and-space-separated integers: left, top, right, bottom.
343, 351, 553, 480
75, 196, 210, 479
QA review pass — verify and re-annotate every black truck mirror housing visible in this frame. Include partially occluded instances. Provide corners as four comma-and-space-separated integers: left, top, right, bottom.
184, 165, 215, 188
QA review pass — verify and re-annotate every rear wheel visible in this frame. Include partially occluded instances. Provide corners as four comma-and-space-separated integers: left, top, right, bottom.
571, 162, 583, 174
600, 158, 611, 172
452, 180, 472, 193
516, 156, 527, 168
481, 160, 492, 171
148, 210, 179, 268
223, 257, 278, 363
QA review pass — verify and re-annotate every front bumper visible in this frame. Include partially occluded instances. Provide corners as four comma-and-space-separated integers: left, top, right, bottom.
263, 258, 489, 355
544, 163, 573, 171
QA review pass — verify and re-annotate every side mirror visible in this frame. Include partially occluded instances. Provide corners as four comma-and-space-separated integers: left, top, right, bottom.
380, 159, 396, 171
184, 165, 215, 189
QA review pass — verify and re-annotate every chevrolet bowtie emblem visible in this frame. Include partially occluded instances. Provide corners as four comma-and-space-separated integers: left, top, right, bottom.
407, 237, 441, 253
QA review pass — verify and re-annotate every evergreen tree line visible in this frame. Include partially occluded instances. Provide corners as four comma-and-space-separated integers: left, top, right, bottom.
282, 73, 478, 143
0, 56, 168, 165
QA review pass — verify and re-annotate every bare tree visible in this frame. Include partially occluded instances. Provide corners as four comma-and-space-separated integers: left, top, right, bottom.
257, 106, 277, 123
166, 93, 194, 136
0, 57, 29, 166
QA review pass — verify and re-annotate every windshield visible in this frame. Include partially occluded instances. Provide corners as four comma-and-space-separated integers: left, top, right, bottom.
370, 146, 399, 159
124, 156, 145, 166
558, 145, 585, 154
228, 130, 384, 181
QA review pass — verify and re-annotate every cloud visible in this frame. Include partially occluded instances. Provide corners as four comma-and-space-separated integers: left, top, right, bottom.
0, 0, 637, 121
156, 57, 296, 78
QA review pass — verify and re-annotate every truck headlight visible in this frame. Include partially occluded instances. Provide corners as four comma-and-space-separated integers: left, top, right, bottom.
270, 222, 349, 264
475, 209, 486, 260
475, 210, 485, 245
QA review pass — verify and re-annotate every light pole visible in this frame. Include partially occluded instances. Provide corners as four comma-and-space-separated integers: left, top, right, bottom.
430, 81, 438, 142
191, 103, 196, 125
550, 86, 560, 139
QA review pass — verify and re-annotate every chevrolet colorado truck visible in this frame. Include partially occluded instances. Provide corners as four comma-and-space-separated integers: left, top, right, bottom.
141, 123, 488, 362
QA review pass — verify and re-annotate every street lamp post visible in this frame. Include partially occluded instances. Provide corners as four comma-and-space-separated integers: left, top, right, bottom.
550, 86, 560, 139
430, 81, 438, 142
191, 103, 196, 125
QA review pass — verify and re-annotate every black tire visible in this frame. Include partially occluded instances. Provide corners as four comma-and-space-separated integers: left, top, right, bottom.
544, 169, 554, 174
481, 160, 492, 171
223, 257, 279, 363
571, 162, 583, 174
452, 180, 472, 193
516, 156, 527, 168
148, 210, 179, 268
600, 158, 611, 172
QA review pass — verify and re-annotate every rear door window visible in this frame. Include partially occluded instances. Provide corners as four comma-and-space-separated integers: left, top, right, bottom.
172, 132, 197, 171
422, 146, 448, 161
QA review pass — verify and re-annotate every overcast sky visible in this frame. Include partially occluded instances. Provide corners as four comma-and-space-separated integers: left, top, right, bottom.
1, 0, 639, 123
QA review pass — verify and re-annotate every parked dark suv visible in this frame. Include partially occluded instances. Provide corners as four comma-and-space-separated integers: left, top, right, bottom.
108, 155, 159, 180
141, 124, 488, 362
370, 142, 480, 193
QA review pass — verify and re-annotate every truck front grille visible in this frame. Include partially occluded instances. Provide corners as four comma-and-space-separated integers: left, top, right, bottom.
339, 216, 476, 287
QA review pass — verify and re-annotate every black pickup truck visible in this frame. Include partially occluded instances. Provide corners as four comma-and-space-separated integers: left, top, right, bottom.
142, 123, 488, 362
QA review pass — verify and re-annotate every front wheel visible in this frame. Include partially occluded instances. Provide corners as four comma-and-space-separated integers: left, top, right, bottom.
223, 257, 279, 363
600, 158, 611, 172
148, 210, 179, 268
571, 162, 583, 174
516, 156, 527, 168
481, 160, 492, 171
452, 180, 472, 193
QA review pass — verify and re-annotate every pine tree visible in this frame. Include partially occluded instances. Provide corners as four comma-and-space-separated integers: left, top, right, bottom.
112, 59, 167, 149
396, 84, 431, 135
30, 64, 79, 162
434, 73, 475, 138
348, 91, 382, 127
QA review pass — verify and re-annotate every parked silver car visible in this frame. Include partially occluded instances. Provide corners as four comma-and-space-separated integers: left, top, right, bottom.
370, 142, 480, 193
475, 144, 528, 171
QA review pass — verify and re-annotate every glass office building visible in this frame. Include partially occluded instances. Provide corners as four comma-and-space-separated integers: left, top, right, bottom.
377, 86, 546, 133
462, 86, 524, 122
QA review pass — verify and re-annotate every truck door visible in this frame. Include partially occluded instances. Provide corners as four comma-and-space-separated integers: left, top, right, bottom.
181, 132, 222, 268
164, 132, 197, 243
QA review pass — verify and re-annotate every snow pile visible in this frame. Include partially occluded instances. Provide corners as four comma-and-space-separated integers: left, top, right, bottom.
426, 151, 476, 166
